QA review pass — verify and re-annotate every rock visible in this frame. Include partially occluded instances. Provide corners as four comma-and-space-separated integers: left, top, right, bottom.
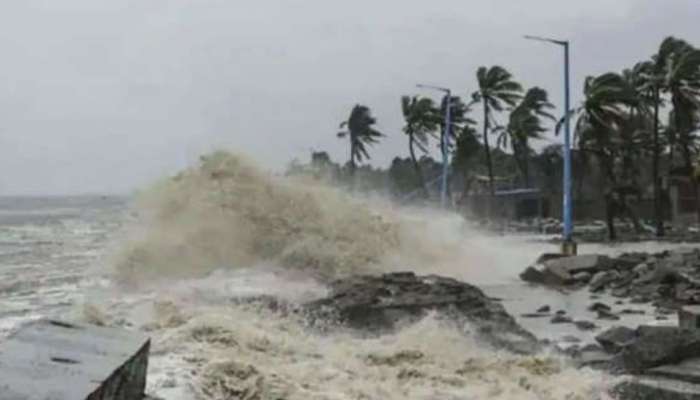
648, 357, 700, 384
598, 309, 621, 321
613, 271, 637, 289
613, 287, 631, 298
0, 319, 150, 400
631, 295, 652, 304
639, 265, 690, 286
519, 264, 571, 286
611, 326, 700, 373
612, 376, 700, 400
572, 272, 592, 283
616, 300, 625, 305
536, 305, 551, 313
304, 272, 539, 354
574, 320, 597, 331
544, 254, 614, 275
588, 302, 612, 312
555, 310, 567, 316
535, 253, 567, 264
634, 263, 651, 276
520, 313, 550, 319
561, 335, 582, 343
596, 326, 636, 353
576, 350, 614, 369
590, 271, 620, 292
550, 314, 573, 324
581, 343, 603, 353
616, 253, 649, 271
620, 309, 646, 315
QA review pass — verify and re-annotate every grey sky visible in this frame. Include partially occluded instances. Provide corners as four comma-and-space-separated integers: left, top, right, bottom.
0, 0, 697, 195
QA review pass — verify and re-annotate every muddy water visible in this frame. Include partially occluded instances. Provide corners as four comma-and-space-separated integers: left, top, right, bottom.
0, 155, 696, 399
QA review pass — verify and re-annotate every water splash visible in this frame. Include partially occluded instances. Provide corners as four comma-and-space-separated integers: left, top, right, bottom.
114, 151, 401, 283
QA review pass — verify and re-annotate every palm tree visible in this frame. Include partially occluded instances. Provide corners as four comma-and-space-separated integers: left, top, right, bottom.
472, 66, 523, 195
660, 38, 700, 169
561, 72, 638, 239
629, 58, 666, 236
337, 104, 383, 176
401, 96, 439, 196
496, 87, 556, 187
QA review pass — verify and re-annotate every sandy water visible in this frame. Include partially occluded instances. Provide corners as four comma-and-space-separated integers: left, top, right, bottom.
0, 154, 695, 399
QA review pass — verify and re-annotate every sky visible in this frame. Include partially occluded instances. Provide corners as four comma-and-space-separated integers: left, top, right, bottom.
0, 0, 698, 195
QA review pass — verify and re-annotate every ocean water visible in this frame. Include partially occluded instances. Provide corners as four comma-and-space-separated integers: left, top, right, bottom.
0, 153, 694, 399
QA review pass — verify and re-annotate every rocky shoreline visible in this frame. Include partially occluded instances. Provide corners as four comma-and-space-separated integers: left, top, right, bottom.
520, 249, 700, 399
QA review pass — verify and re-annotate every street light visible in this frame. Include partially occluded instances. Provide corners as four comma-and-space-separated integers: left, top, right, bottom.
524, 35, 576, 255
417, 84, 452, 208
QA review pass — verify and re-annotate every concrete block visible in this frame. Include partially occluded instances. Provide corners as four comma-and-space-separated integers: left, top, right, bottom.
0, 319, 150, 400
680, 306, 700, 330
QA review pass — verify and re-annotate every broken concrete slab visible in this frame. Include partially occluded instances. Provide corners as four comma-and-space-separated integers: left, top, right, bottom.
0, 319, 150, 400
613, 376, 700, 400
543, 254, 613, 275
648, 357, 700, 384
680, 306, 700, 330
611, 326, 700, 374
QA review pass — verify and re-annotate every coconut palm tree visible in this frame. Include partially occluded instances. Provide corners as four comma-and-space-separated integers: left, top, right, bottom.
472, 66, 523, 195
661, 37, 700, 172
496, 87, 556, 187
559, 72, 638, 239
401, 95, 439, 196
627, 58, 666, 236
337, 104, 383, 176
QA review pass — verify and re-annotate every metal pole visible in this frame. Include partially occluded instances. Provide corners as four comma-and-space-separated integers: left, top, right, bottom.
523, 35, 576, 253
417, 84, 452, 208
563, 41, 573, 243
441, 91, 452, 208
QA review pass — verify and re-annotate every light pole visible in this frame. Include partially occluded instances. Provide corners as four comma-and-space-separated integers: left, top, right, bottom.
524, 35, 576, 255
417, 84, 452, 208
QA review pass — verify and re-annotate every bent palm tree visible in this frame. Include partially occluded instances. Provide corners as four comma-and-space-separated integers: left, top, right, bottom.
497, 87, 556, 187
560, 72, 638, 240
472, 66, 523, 195
401, 95, 439, 196
337, 105, 383, 176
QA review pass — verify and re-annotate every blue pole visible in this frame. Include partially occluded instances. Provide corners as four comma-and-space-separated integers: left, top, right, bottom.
441, 91, 452, 208
563, 41, 573, 242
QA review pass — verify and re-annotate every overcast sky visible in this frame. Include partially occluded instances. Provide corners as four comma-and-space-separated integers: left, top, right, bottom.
0, 0, 698, 195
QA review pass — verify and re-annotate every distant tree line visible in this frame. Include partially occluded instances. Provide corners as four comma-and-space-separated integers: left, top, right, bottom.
289, 36, 700, 240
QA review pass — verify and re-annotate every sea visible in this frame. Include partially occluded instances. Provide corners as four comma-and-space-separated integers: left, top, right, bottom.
0, 154, 692, 399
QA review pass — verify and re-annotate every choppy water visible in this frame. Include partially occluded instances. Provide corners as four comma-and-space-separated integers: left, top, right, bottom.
0, 196, 125, 336
0, 154, 696, 399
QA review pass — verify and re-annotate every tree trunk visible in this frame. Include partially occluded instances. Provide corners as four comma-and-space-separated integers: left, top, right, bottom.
523, 156, 530, 188
601, 153, 617, 241
409, 134, 429, 198
482, 102, 495, 196
674, 98, 700, 224
653, 88, 664, 236
349, 135, 356, 177
605, 191, 617, 241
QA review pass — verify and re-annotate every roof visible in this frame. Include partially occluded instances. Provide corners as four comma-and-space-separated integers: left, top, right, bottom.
494, 188, 541, 197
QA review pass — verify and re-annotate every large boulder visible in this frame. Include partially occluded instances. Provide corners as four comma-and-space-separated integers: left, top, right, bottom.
612, 377, 700, 400
544, 254, 614, 275
611, 326, 700, 374
519, 263, 573, 286
596, 326, 636, 353
304, 272, 539, 354
520, 254, 613, 286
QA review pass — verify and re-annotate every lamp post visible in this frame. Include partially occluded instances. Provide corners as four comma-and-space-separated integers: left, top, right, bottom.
417, 84, 452, 208
524, 35, 576, 255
